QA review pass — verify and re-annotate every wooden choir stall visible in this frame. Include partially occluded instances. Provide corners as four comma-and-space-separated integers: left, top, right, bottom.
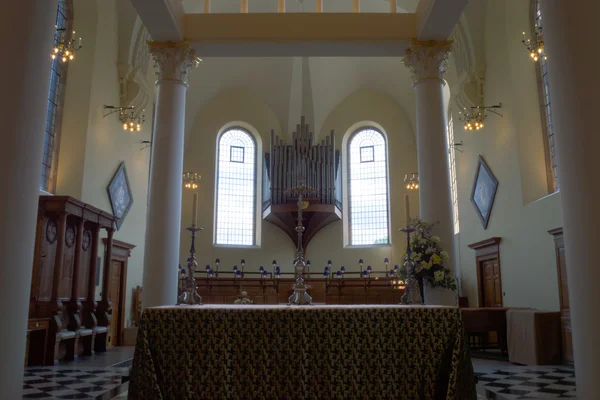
27, 196, 117, 365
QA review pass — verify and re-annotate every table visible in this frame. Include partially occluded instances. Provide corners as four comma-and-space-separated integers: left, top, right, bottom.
129, 305, 476, 399
507, 309, 561, 365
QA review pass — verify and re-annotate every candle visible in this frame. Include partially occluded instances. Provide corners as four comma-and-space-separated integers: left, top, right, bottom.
404, 194, 410, 228
192, 192, 198, 227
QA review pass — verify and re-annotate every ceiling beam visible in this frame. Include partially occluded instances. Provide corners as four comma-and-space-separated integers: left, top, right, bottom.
416, 0, 468, 40
184, 13, 416, 57
130, 0, 184, 41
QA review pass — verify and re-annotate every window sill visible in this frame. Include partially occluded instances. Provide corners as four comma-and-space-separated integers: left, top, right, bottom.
343, 244, 392, 249
212, 244, 261, 249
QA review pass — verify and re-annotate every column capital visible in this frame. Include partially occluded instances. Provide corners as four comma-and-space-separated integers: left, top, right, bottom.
403, 40, 453, 85
148, 41, 201, 87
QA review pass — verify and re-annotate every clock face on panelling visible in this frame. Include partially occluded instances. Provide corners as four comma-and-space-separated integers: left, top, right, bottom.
46, 219, 58, 244
65, 226, 76, 248
82, 230, 92, 251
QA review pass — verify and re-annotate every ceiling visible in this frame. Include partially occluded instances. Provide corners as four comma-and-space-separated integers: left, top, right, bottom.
182, 0, 419, 14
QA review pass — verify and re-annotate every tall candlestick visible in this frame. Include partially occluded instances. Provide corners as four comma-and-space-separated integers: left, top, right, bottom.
192, 192, 198, 227
404, 194, 410, 228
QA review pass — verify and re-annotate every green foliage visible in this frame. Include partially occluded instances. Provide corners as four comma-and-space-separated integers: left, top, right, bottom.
400, 221, 457, 291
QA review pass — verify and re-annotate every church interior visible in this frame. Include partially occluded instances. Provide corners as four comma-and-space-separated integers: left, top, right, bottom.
3, 0, 599, 399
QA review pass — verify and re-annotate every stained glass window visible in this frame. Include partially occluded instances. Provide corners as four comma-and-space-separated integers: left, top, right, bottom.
41, 1, 71, 193
447, 114, 460, 234
533, 0, 558, 191
215, 128, 256, 246
348, 128, 389, 245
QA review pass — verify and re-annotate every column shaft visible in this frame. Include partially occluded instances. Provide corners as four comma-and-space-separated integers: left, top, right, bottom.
541, 1, 600, 397
0, 1, 58, 397
404, 41, 455, 305
143, 42, 200, 308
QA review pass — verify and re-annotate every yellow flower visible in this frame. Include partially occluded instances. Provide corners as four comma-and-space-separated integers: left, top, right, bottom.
431, 254, 441, 265
434, 270, 444, 281
440, 251, 450, 261
422, 261, 432, 270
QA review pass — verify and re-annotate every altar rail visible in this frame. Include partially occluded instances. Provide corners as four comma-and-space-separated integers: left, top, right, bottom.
201, 0, 402, 14
192, 276, 405, 305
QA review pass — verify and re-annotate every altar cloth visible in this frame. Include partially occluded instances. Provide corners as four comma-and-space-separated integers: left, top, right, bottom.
128, 305, 476, 399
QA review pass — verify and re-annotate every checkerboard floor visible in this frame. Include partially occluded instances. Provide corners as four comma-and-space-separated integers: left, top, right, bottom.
22, 366, 130, 399
476, 366, 577, 399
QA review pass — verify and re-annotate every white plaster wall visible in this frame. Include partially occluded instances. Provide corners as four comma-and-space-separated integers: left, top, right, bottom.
308, 89, 419, 273
182, 88, 297, 273
182, 88, 417, 276
454, 0, 562, 311
56, 0, 150, 326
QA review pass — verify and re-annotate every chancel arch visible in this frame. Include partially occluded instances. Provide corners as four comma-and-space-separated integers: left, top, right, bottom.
342, 123, 391, 247
214, 123, 262, 247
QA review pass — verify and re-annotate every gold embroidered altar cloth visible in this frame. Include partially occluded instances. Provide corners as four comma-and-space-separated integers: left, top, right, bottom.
128, 304, 476, 400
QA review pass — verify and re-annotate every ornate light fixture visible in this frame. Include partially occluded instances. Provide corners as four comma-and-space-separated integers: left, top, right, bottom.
183, 172, 202, 190
51, 30, 82, 63
404, 173, 419, 190
103, 105, 146, 132
458, 104, 503, 131
522, 26, 546, 62
121, 108, 146, 133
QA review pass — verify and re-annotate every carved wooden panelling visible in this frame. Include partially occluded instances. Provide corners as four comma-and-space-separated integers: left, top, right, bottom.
38, 217, 57, 301
78, 229, 93, 299
59, 222, 76, 299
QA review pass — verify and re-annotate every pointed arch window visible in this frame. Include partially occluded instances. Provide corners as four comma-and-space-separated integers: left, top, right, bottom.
41, 1, 72, 193
348, 128, 390, 245
215, 128, 257, 246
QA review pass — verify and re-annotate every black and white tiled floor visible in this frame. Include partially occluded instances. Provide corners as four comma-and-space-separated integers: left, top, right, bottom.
476, 365, 577, 399
22, 367, 130, 399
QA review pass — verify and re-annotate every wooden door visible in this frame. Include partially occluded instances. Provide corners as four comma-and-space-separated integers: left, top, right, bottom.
482, 259, 503, 307
108, 260, 123, 347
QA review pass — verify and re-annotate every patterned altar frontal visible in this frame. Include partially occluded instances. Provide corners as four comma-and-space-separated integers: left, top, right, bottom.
129, 305, 476, 400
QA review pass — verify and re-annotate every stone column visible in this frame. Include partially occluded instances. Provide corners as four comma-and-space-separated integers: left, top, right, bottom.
143, 42, 200, 308
0, 1, 58, 397
541, 2, 600, 398
403, 40, 455, 305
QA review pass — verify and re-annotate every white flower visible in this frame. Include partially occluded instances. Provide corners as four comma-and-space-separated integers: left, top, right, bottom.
425, 246, 436, 255
432, 236, 441, 244
440, 251, 450, 261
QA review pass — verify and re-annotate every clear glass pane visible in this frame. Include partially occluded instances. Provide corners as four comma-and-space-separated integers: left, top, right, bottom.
348, 128, 389, 245
215, 129, 256, 246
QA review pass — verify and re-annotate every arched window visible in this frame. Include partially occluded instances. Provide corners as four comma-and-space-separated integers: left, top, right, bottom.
215, 128, 257, 246
532, 0, 558, 192
41, 1, 72, 193
347, 128, 390, 245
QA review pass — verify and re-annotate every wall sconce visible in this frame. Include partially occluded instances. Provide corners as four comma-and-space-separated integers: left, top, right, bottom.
458, 103, 502, 131
183, 172, 202, 190
404, 173, 419, 190
522, 26, 546, 62
103, 105, 146, 132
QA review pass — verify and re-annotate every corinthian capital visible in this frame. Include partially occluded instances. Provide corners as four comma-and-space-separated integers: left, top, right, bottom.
148, 41, 201, 87
403, 40, 453, 85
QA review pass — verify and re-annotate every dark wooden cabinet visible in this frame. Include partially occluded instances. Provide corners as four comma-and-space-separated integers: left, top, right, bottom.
549, 227, 573, 365
29, 196, 116, 365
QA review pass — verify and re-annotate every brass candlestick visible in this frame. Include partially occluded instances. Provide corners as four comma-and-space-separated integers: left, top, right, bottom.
177, 225, 203, 305
288, 187, 312, 305
399, 225, 423, 305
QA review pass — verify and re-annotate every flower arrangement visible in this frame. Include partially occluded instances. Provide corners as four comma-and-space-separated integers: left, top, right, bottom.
234, 291, 253, 304
399, 221, 457, 291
